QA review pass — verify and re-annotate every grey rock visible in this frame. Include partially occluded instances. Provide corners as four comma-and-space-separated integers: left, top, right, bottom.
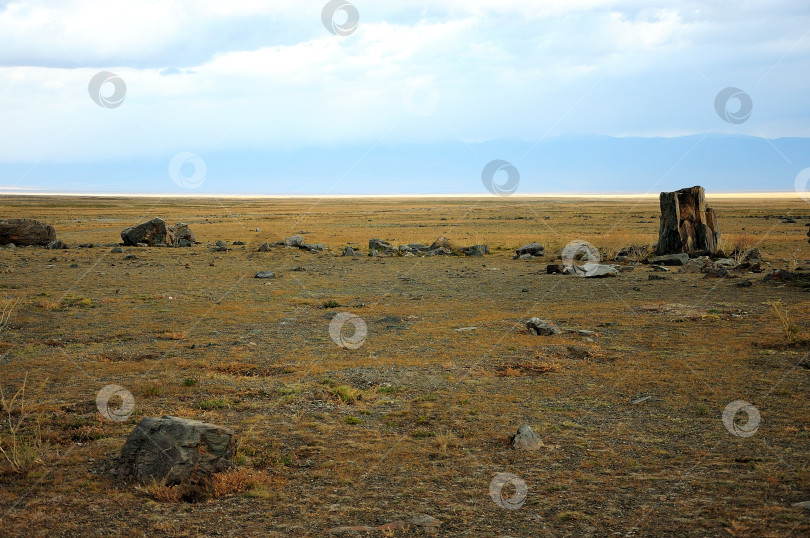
651, 265, 670, 272
511, 424, 543, 450
526, 318, 561, 336
136, 242, 148, 248
792, 500, 810, 509
124, 254, 137, 260
285, 235, 305, 247
703, 267, 729, 278
744, 248, 761, 261
215, 240, 227, 248
546, 264, 567, 274
516, 242, 544, 257
583, 264, 619, 278
171, 223, 196, 246
301, 243, 324, 252
47, 239, 69, 250
257, 242, 271, 252
735, 279, 753, 288
341, 246, 356, 256
255, 271, 275, 279
118, 416, 236, 484
429, 236, 451, 250
111, 247, 124, 253
368, 238, 392, 251
0, 218, 56, 246
681, 256, 713, 273
232, 241, 246, 246
649, 274, 668, 280
649, 253, 689, 266
121, 218, 171, 247
714, 258, 737, 268
462, 244, 489, 257
406, 243, 429, 252
426, 247, 451, 256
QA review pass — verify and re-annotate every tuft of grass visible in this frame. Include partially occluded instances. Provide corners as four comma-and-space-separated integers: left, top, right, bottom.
182, 378, 198, 387
344, 416, 362, 425
142, 384, 163, 398
321, 299, 341, 309
198, 398, 229, 410
60, 296, 94, 308
158, 331, 187, 341
767, 301, 800, 344
0, 373, 48, 474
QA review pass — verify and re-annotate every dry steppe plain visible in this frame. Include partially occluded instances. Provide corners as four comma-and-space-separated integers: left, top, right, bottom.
0, 195, 809, 536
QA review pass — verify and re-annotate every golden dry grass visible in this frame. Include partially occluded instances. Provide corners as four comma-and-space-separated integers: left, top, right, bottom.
0, 195, 808, 536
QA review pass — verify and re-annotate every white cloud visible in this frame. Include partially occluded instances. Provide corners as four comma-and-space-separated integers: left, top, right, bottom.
0, 0, 808, 163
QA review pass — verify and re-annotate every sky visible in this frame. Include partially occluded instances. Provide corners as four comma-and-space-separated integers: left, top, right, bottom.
1, 0, 809, 195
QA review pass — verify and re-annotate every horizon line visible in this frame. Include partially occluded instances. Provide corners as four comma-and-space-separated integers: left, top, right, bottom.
0, 191, 805, 200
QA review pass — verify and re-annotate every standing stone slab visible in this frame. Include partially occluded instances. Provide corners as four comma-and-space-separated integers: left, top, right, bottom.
118, 416, 236, 484
0, 218, 56, 246
656, 186, 721, 255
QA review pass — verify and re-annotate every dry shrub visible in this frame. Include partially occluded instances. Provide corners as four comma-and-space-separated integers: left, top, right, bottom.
140, 469, 281, 503
157, 331, 187, 341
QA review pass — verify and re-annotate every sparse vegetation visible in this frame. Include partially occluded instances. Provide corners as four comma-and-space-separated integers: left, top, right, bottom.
0, 195, 807, 535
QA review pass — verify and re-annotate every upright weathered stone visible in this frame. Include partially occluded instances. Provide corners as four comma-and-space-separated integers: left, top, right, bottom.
118, 416, 236, 484
121, 218, 172, 246
0, 218, 56, 246
656, 186, 721, 256
171, 223, 196, 247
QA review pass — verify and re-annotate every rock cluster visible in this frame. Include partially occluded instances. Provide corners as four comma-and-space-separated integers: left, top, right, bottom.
285, 235, 324, 252
121, 218, 196, 247
367, 236, 488, 257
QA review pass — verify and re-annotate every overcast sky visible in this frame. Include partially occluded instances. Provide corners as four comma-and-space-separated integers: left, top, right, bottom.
1, 0, 808, 193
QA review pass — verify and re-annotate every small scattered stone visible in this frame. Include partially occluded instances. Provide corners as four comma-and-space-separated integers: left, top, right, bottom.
649, 253, 689, 266
232, 241, 245, 246
583, 264, 618, 278
342, 246, 356, 256
511, 424, 543, 450
368, 238, 393, 251
649, 274, 667, 280
526, 318, 561, 336
124, 254, 137, 260
285, 235, 305, 247
735, 280, 753, 288
254, 271, 275, 279
47, 239, 69, 249
257, 242, 271, 252
462, 244, 489, 257
515, 242, 544, 258
546, 264, 566, 274
111, 247, 124, 253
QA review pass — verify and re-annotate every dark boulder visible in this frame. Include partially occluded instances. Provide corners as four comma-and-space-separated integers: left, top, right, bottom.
0, 218, 56, 246
121, 218, 171, 247
118, 416, 236, 484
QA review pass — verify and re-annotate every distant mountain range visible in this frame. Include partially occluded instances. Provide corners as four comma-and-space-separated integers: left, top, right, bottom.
1, 134, 808, 195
